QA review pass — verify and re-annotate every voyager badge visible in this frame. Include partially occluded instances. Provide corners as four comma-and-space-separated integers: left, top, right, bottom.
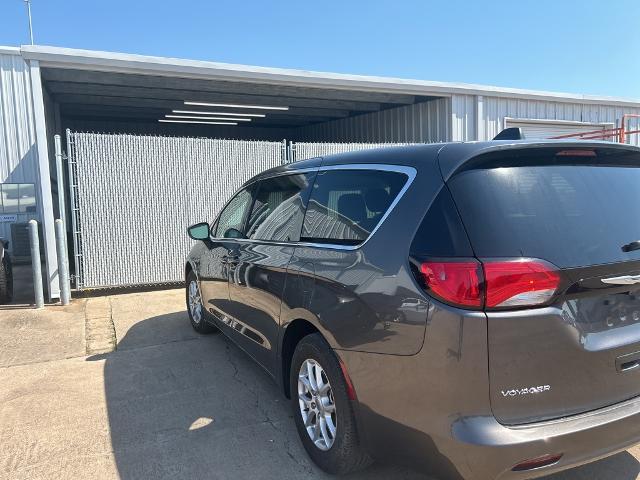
501, 385, 551, 397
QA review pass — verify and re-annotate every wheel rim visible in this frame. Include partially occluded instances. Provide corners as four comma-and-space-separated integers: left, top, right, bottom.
297, 358, 337, 451
188, 280, 202, 324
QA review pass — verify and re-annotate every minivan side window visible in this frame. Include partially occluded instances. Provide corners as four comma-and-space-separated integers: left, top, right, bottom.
214, 186, 254, 238
301, 169, 407, 245
246, 173, 315, 242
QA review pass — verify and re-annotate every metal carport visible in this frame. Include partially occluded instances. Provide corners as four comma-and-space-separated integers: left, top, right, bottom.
3, 45, 640, 295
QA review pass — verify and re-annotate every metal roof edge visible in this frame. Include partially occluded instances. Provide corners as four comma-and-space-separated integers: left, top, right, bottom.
0, 46, 22, 56
15, 45, 640, 108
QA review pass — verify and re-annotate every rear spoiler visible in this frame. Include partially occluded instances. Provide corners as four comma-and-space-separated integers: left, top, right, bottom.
437, 141, 640, 181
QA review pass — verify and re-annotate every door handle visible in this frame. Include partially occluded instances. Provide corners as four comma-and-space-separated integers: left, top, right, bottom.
616, 351, 640, 373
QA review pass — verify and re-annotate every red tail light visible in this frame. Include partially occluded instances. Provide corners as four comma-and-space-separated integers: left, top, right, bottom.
484, 259, 560, 308
420, 261, 482, 308
418, 258, 560, 310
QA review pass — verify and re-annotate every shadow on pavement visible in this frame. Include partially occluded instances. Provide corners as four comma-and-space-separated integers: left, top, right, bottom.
94, 310, 428, 480
541, 451, 639, 480
92, 309, 640, 480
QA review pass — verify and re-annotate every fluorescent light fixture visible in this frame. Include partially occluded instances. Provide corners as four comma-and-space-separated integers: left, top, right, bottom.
166, 115, 252, 122
184, 101, 289, 111
172, 110, 266, 117
159, 119, 238, 125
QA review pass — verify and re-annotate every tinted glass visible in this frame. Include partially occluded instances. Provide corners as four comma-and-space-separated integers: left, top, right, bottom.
302, 169, 407, 245
0, 184, 37, 214
449, 165, 640, 268
214, 186, 254, 238
246, 173, 314, 242
410, 187, 473, 257
1, 184, 19, 213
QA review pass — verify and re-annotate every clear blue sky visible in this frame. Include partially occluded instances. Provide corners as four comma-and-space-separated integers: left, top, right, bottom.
2, 0, 639, 98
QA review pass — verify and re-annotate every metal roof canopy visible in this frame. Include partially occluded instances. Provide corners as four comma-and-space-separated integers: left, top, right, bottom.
17, 45, 640, 130
27, 47, 438, 129
43, 67, 431, 127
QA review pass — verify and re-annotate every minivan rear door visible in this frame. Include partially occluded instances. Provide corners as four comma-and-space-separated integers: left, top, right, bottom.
445, 145, 640, 425
225, 172, 315, 374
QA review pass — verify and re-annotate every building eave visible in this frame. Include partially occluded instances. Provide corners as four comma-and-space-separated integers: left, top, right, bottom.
10, 44, 640, 108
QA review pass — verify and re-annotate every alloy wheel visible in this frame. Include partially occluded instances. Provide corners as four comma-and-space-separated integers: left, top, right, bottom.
298, 358, 337, 451
188, 280, 202, 324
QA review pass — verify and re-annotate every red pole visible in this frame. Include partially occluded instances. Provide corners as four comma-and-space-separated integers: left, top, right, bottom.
620, 114, 640, 144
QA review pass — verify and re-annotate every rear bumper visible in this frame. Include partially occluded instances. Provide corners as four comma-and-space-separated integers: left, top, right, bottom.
452, 394, 640, 479
336, 299, 640, 479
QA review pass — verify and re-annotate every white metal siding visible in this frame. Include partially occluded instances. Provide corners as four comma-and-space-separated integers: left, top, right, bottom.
294, 98, 450, 143
0, 52, 40, 251
504, 119, 613, 140
452, 94, 640, 145
0, 53, 38, 184
451, 94, 477, 142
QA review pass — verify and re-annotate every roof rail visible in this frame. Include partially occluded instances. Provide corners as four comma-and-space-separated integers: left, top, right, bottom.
493, 127, 525, 141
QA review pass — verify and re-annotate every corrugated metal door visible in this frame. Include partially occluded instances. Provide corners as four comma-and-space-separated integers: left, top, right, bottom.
68, 132, 285, 289
505, 119, 613, 139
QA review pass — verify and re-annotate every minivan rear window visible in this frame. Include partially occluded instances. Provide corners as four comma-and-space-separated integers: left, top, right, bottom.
449, 162, 640, 268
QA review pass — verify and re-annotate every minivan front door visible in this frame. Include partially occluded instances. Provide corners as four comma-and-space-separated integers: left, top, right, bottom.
200, 186, 255, 322
198, 239, 234, 319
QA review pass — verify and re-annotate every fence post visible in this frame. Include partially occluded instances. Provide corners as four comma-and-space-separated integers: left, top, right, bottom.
54, 135, 67, 224
28, 220, 44, 308
281, 139, 288, 164
66, 129, 81, 289
55, 219, 71, 305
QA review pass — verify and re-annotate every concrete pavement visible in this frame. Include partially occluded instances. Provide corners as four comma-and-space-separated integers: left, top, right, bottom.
1, 289, 640, 479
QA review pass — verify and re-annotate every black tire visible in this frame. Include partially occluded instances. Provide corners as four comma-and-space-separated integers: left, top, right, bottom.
185, 271, 217, 334
290, 333, 372, 475
0, 255, 13, 304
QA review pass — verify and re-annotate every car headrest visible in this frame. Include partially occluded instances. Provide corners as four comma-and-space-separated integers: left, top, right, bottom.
337, 193, 367, 224
364, 188, 390, 213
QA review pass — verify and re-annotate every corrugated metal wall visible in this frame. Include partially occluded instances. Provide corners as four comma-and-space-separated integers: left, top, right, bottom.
0, 50, 40, 251
294, 97, 450, 143
452, 94, 640, 145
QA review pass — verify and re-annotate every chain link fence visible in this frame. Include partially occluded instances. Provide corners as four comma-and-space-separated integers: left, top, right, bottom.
287, 141, 413, 163
67, 131, 284, 288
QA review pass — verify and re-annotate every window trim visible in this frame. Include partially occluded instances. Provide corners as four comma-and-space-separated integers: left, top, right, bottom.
209, 164, 417, 250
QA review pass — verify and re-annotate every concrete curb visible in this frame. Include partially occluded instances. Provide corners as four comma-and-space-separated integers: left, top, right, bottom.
85, 296, 116, 354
